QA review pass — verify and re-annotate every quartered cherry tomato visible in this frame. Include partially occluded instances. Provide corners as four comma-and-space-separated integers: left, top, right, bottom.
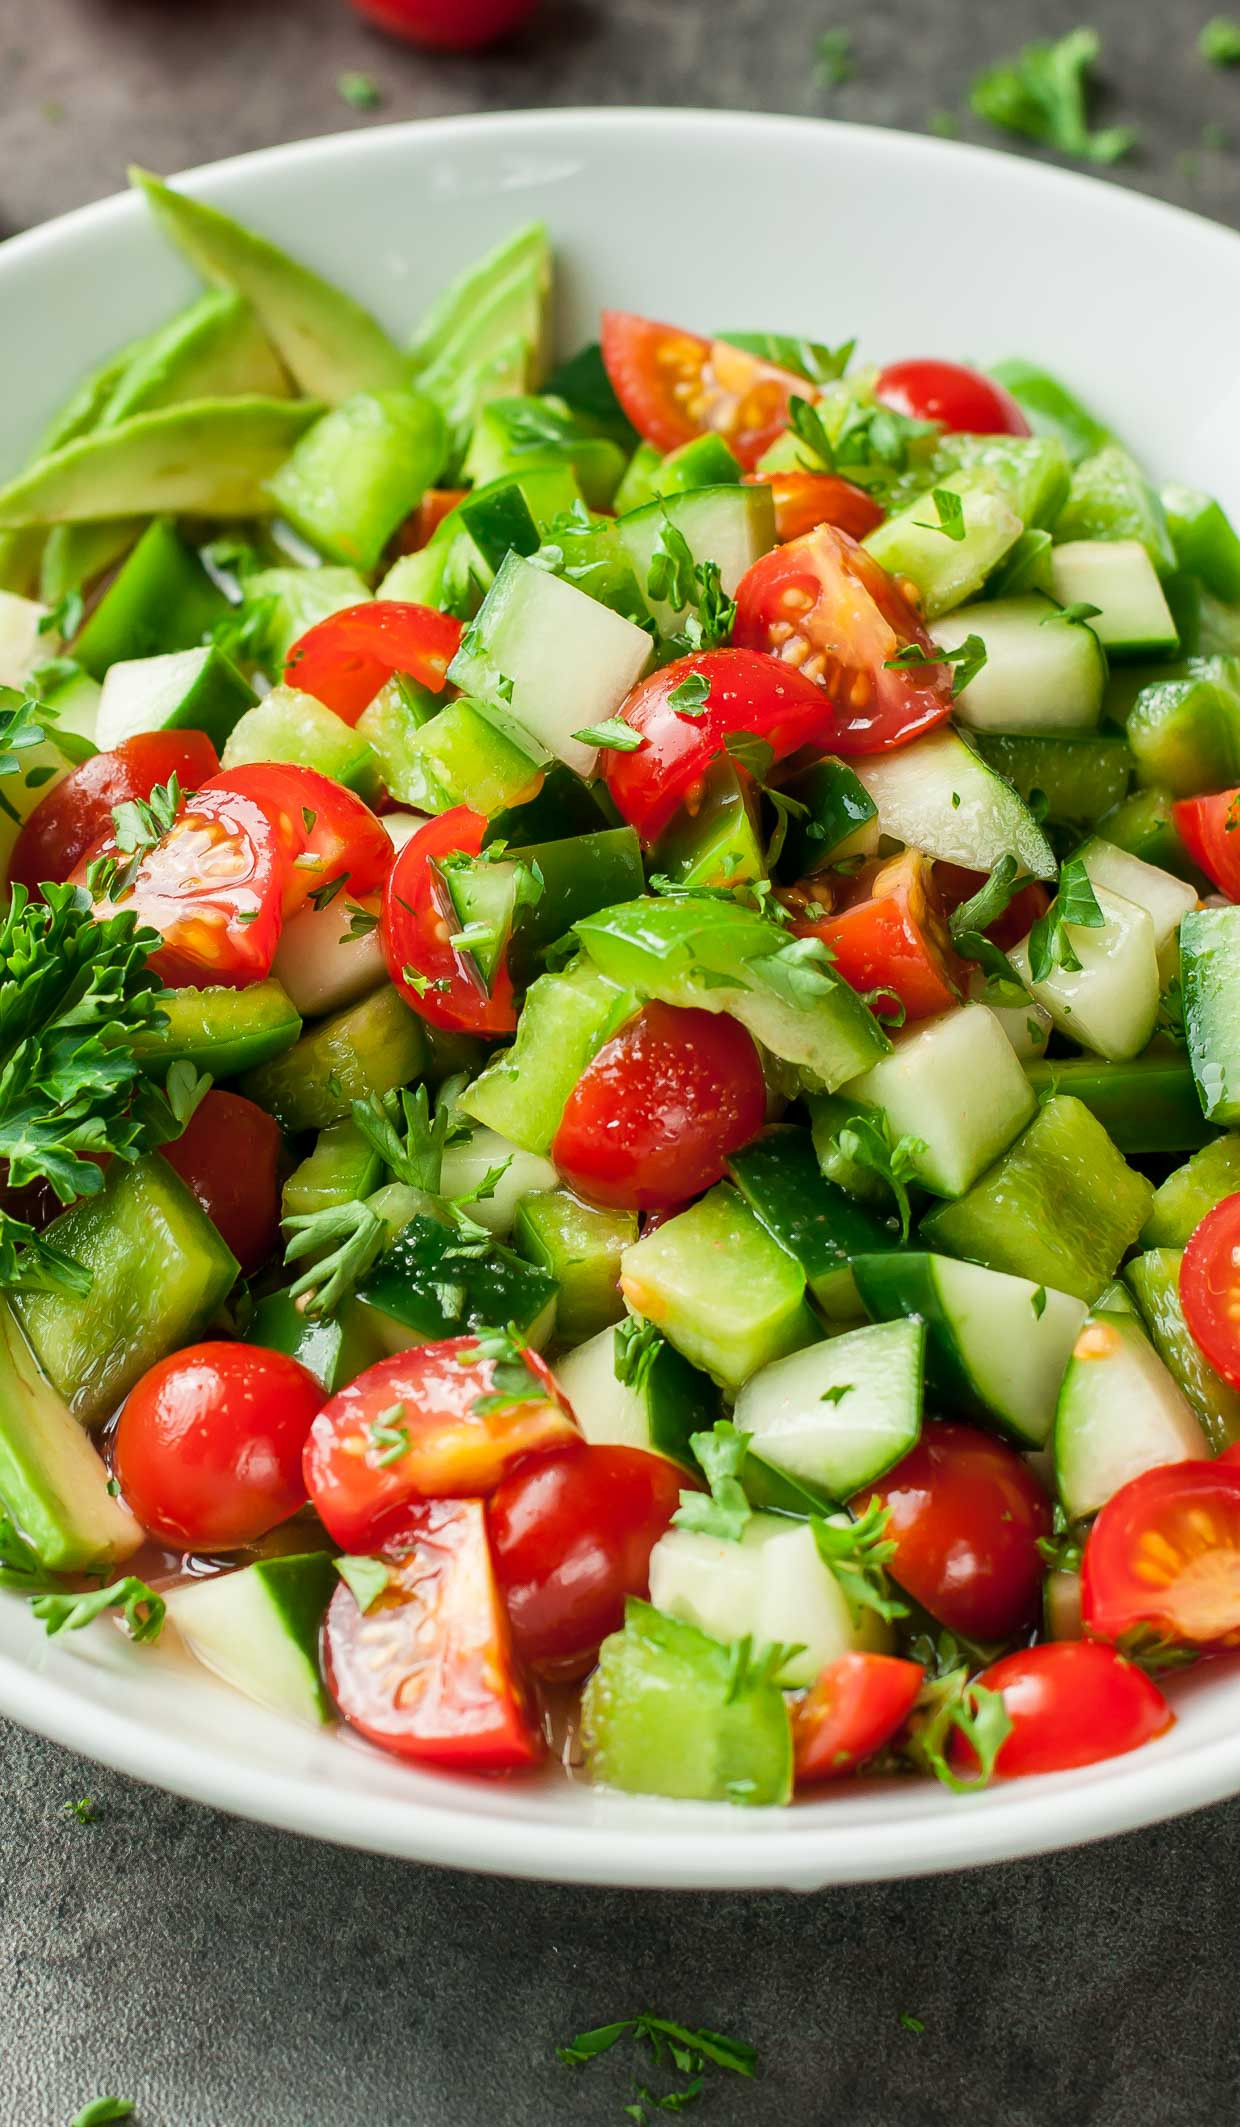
791, 1653, 924, 1784
874, 358, 1029, 437
747, 469, 885, 546
1082, 1459, 1240, 1651
159, 1090, 282, 1277
346, 0, 538, 52
731, 524, 955, 753
381, 805, 518, 1035
784, 849, 964, 1024
552, 1001, 767, 1212
324, 1498, 544, 1771
8, 729, 219, 897
284, 601, 463, 723
198, 763, 392, 916
1172, 790, 1240, 899
600, 312, 806, 470
949, 1642, 1173, 1780
1180, 1194, 1240, 1389
303, 1337, 579, 1553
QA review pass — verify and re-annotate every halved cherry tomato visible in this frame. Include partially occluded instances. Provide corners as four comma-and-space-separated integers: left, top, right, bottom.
859, 1421, 1051, 1643
488, 1443, 684, 1672
381, 806, 517, 1035
113, 1342, 323, 1550
552, 1001, 767, 1212
731, 525, 954, 753
1082, 1459, 1240, 1651
784, 849, 964, 1023
303, 1337, 579, 1553
935, 861, 1051, 953
746, 469, 885, 546
874, 358, 1029, 437
8, 730, 219, 897
600, 313, 806, 471
395, 488, 470, 552
198, 764, 392, 917
602, 647, 830, 844
1180, 1194, 1240, 1390
284, 601, 463, 724
1172, 790, 1240, 897
159, 1090, 282, 1277
791, 1653, 924, 1784
1219, 1443, 1240, 1468
948, 1641, 1172, 1779
346, 0, 538, 52
324, 1498, 543, 1771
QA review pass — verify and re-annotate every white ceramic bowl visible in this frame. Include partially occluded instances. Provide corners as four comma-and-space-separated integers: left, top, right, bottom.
4, 109, 1240, 1888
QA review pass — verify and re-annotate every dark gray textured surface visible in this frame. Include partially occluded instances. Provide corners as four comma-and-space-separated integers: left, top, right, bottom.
4, 3, 1240, 2122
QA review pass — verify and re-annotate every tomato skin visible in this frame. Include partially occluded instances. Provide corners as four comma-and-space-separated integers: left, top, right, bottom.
791, 1653, 924, 1784
303, 1337, 579, 1553
747, 469, 885, 546
731, 525, 954, 754
1172, 791, 1240, 896
600, 313, 806, 471
602, 647, 830, 844
324, 1498, 543, 1771
198, 763, 392, 917
346, 0, 537, 50
1082, 1459, 1240, 1651
859, 1421, 1052, 1643
159, 1091, 282, 1278
488, 1443, 683, 1671
113, 1342, 322, 1551
874, 359, 1030, 437
8, 730, 219, 897
396, 488, 469, 552
381, 806, 517, 1035
284, 601, 464, 724
935, 862, 1051, 953
786, 850, 964, 1023
949, 1641, 1172, 1779
1180, 1194, 1240, 1390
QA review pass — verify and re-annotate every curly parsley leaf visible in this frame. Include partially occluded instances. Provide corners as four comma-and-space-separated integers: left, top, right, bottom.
906, 1667, 1013, 1792
111, 774, 180, 861
1201, 16, 1240, 64
0, 689, 55, 820
948, 853, 1037, 1007
969, 28, 1137, 166
673, 1421, 753, 1542
814, 27, 853, 86
353, 1084, 451, 1197
747, 933, 841, 1010
812, 1500, 908, 1623
282, 1197, 387, 1317
613, 1315, 663, 1396
456, 1323, 548, 1418
334, 1555, 390, 1613
832, 1113, 926, 1240
1027, 855, 1106, 982
32, 1576, 165, 1644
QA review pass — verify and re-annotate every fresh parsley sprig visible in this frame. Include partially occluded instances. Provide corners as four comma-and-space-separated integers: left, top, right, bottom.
812, 1500, 908, 1623
905, 1665, 1013, 1793
969, 27, 1137, 165
0, 688, 56, 823
282, 1197, 387, 1317
673, 1421, 753, 1543
948, 852, 1037, 1008
558, 2010, 757, 2123
1027, 855, 1106, 982
455, 1323, 548, 1417
913, 488, 966, 542
646, 516, 737, 657
883, 633, 987, 698
32, 1576, 165, 1644
831, 1113, 926, 1240
613, 1315, 662, 1396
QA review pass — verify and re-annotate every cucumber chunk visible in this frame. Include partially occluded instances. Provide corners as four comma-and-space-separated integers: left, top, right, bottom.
775, 757, 878, 874
1162, 484, 1240, 604
95, 644, 256, 752
282, 1119, 384, 1223
1049, 541, 1178, 659
221, 685, 377, 799
440, 1127, 559, 1239
648, 1513, 876, 1689
355, 1216, 557, 1352
130, 979, 301, 1079
863, 475, 1022, 618
620, 1185, 816, 1392
459, 958, 639, 1155
0, 1302, 143, 1572
554, 1323, 717, 1469
1009, 886, 1159, 1063
1054, 446, 1175, 571
1125, 657, 1240, 795
271, 895, 387, 1021
73, 519, 225, 679
1054, 1308, 1207, 1520
166, 1554, 337, 1725
241, 987, 429, 1134
733, 1318, 923, 1496
852, 727, 1057, 879
1023, 1052, 1215, 1156
974, 732, 1132, 831
1181, 906, 1240, 1124
249, 1291, 387, 1395
265, 389, 446, 571
616, 483, 776, 633
1098, 787, 1204, 884
932, 595, 1106, 734
844, 1004, 1038, 1199
357, 689, 544, 817
1141, 1135, 1240, 1248
1125, 1248, 1240, 1451
506, 828, 645, 986
653, 760, 766, 889
244, 563, 371, 667
513, 1190, 637, 1344
726, 1125, 902, 1320
1076, 838, 1197, 963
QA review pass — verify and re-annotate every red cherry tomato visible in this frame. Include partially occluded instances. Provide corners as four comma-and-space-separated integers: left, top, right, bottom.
324, 1498, 543, 1770
303, 1337, 579, 1553
731, 525, 955, 753
159, 1091, 282, 1278
488, 1443, 683, 1671
552, 1001, 767, 1212
113, 1342, 322, 1551
284, 601, 463, 724
600, 313, 807, 471
790, 1653, 924, 1784
874, 358, 1029, 437
396, 488, 469, 553
346, 0, 538, 52
1219, 1443, 1240, 1468
785, 850, 964, 1024
602, 647, 830, 844
199, 763, 392, 917
1082, 1459, 1240, 1651
746, 469, 885, 546
859, 1421, 1051, 1643
8, 730, 219, 897
1180, 1194, 1240, 1389
1172, 791, 1240, 898
935, 861, 1051, 952
949, 1641, 1172, 1780
381, 805, 517, 1035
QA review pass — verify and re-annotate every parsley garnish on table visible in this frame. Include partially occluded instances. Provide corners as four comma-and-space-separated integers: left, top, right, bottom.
969, 28, 1137, 166
558, 2012, 756, 2121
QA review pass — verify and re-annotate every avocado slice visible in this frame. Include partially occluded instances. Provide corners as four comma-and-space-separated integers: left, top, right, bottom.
103, 288, 290, 421
0, 1302, 143, 1573
0, 332, 151, 592
408, 221, 551, 372
132, 167, 408, 403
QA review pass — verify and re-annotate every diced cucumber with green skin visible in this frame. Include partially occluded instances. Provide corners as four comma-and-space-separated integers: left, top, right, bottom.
974, 732, 1132, 827
41, 520, 142, 605
1125, 1248, 1240, 1451
0, 399, 322, 528
271, 895, 387, 1022
513, 1190, 637, 1344
852, 727, 1057, 879
166, 1555, 337, 1725
1181, 906, 1240, 1124
443, 854, 527, 991
988, 361, 1111, 464
844, 1005, 1038, 1198
282, 1119, 383, 1223
1077, 838, 1196, 977
357, 690, 543, 817
554, 1323, 717, 1468
775, 757, 878, 876
241, 986, 429, 1135
133, 169, 407, 402
852, 1253, 1084, 1449
244, 564, 371, 667
73, 520, 225, 679
221, 686, 377, 798
649, 1514, 880, 1691
439, 1127, 558, 1239
95, 644, 256, 752
932, 595, 1106, 734
266, 390, 446, 572
863, 476, 1022, 619
919, 1095, 1153, 1303
613, 442, 661, 516
1053, 1306, 1208, 1521
652, 760, 766, 889
1009, 887, 1160, 1063
1024, 1053, 1215, 1156
355, 1215, 558, 1353
461, 397, 626, 510
419, 465, 584, 612
1125, 658, 1240, 795
15, 1157, 239, 1427
918, 431, 1073, 531
530, 514, 652, 629
733, 1317, 923, 1495
130, 979, 301, 1079
0, 1302, 143, 1572
726, 1126, 902, 1321
581, 1598, 793, 1806
620, 1185, 816, 1393
448, 552, 652, 778
1049, 542, 1179, 659
507, 828, 645, 986
967, 970, 1051, 1062
486, 761, 618, 849
575, 896, 889, 1091
249, 1291, 386, 1394
1098, 788, 1204, 885
806, 1091, 901, 1210
410, 221, 551, 375
1141, 1135, 1240, 1248
1054, 447, 1175, 571
459, 957, 639, 1155
456, 482, 541, 574
616, 484, 776, 633
653, 433, 744, 494
1162, 485, 1240, 603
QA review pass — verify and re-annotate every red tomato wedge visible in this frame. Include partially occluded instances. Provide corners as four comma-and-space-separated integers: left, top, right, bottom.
346, 0, 538, 52
303, 1337, 579, 1554
602, 646, 830, 844
8, 730, 220, 898
198, 764, 392, 917
948, 1642, 1172, 1780
1172, 790, 1240, 898
324, 1498, 544, 1772
1082, 1459, 1240, 1651
747, 469, 885, 546
1180, 1194, 1240, 1389
731, 524, 955, 753
791, 1653, 924, 1784
785, 850, 964, 1024
552, 1001, 767, 1212
874, 358, 1029, 437
159, 1089, 282, 1277
381, 805, 518, 1035
284, 601, 463, 724
600, 312, 807, 470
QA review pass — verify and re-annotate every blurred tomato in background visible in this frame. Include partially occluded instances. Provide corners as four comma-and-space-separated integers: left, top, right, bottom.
348, 0, 538, 49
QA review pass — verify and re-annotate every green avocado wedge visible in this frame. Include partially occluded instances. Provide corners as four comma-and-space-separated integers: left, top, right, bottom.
0, 398, 322, 526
